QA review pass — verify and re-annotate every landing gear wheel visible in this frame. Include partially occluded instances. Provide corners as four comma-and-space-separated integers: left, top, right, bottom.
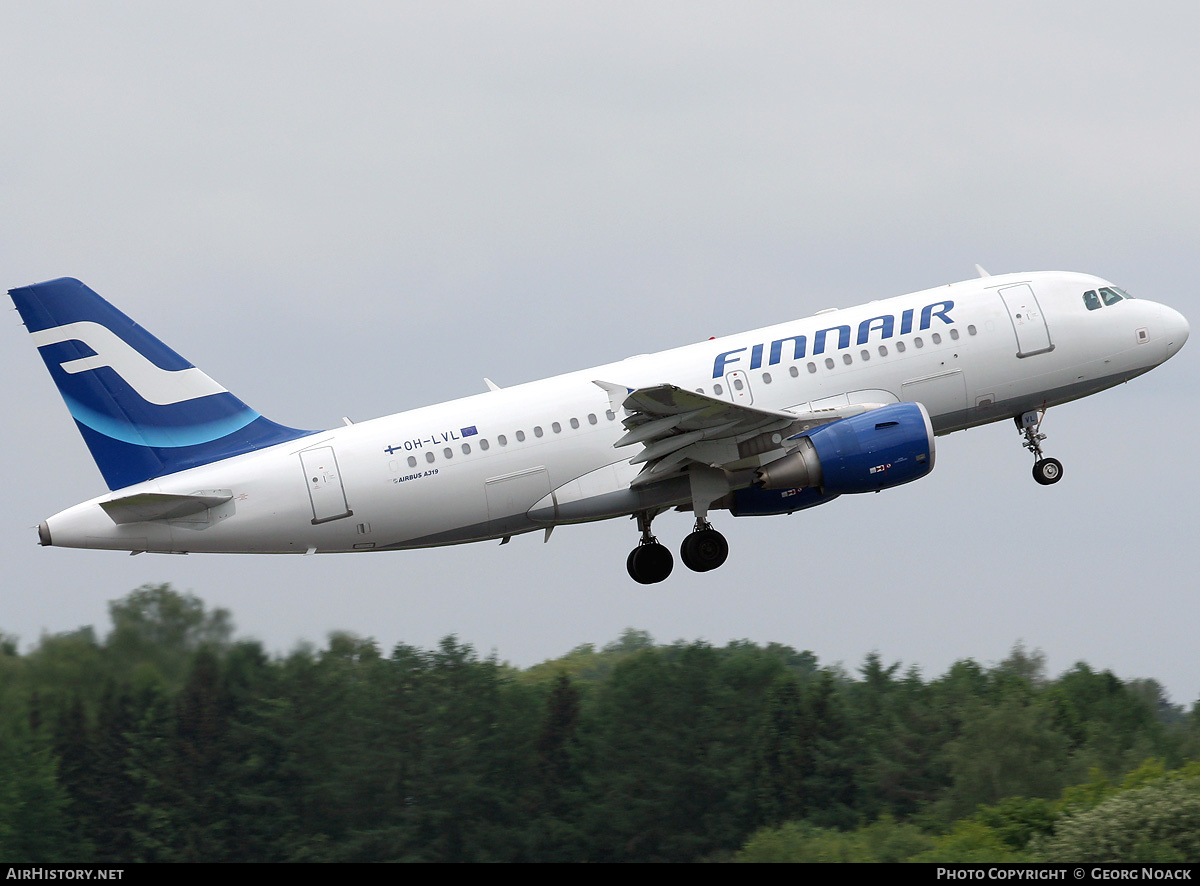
680, 528, 729, 573
1033, 457, 1063, 486
627, 542, 674, 584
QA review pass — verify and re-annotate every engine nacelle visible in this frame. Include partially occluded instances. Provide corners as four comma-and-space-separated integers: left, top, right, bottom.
755, 401, 935, 496
730, 485, 840, 517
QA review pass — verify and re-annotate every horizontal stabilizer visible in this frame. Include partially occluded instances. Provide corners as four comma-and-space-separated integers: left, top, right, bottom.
100, 490, 233, 525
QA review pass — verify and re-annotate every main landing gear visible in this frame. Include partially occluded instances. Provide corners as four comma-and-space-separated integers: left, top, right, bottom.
1016, 409, 1063, 486
626, 512, 730, 584
627, 511, 674, 585
680, 521, 729, 573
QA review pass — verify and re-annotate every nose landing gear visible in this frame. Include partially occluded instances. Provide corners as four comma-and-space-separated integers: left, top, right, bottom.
1017, 409, 1063, 486
1032, 457, 1063, 485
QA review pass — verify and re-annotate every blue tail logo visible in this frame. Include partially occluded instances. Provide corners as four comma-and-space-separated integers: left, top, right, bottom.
31, 320, 230, 405
10, 277, 314, 490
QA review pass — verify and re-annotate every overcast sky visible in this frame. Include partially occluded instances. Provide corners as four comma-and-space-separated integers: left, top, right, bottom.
2, 2, 1197, 704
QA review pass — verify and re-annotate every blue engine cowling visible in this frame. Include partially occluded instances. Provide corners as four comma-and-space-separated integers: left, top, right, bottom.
804, 400, 935, 493
730, 485, 840, 517
732, 401, 935, 516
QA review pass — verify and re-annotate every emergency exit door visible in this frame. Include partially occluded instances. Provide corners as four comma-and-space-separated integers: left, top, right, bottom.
300, 446, 353, 524
998, 283, 1055, 357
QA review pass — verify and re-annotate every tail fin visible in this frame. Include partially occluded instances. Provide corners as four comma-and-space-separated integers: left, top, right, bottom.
10, 277, 314, 490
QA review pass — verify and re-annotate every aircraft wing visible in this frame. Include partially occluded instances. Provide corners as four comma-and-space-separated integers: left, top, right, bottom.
601, 382, 884, 488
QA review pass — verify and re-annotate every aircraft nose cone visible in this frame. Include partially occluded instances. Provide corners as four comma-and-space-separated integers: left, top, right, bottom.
1162, 304, 1189, 360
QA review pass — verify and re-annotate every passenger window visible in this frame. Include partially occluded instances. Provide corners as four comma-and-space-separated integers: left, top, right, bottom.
407, 456, 417, 468
425, 451, 435, 464
878, 345, 888, 356
516, 430, 526, 442
498, 434, 507, 446
606, 410, 616, 421
733, 378, 744, 391
860, 349, 870, 361
443, 447, 453, 459
480, 439, 490, 451
950, 328, 960, 341
967, 325, 977, 336
461, 443, 471, 454
914, 337, 924, 348
932, 333, 941, 344
790, 366, 799, 377
570, 418, 580, 429
896, 341, 907, 352
552, 421, 561, 433
807, 362, 817, 373
714, 384, 724, 395
842, 353, 852, 365
824, 357, 835, 369
534, 426, 543, 438
1083, 290, 1101, 311
762, 372, 772, 383
588, 413, 597, 425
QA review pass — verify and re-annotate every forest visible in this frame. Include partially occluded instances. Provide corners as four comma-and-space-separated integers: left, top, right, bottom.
2, 583, 1198, 862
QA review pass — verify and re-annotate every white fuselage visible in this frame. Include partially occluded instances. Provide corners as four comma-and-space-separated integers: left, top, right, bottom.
41, 271, 1187, 554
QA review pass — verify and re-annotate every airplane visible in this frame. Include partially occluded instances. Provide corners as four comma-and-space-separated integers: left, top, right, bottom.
9, 270, 1189, 584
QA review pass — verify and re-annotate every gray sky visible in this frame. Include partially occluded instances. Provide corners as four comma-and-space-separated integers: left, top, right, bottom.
3, 2, 1197, 704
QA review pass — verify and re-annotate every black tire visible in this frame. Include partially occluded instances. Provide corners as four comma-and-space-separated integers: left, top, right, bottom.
1033, 457, 1063, 486
680, 528, 730, 572
627, 542, 674, 584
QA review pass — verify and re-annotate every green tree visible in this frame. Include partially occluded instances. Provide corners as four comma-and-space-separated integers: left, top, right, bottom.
106, 584, 232, 690
944, 695, 1071, 818
0, 703, 75, 861
1036, 775, 1200, 862
754, 668, 859, 828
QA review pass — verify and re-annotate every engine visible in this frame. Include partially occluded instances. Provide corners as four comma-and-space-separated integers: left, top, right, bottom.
732, 402, 935, 516
730, 485, 841, 517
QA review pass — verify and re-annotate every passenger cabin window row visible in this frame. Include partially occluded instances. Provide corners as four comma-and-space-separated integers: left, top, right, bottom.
405, 317, 985, 471
402, 410, 617, 469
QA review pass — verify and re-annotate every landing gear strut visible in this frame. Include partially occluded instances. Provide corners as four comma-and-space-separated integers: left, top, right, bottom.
680, 521, 729, 573
1016, 409, 1063, 486
626, 510, 673, 585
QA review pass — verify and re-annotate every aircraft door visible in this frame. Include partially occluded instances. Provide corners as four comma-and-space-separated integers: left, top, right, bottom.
724, 370, 754, 405
998, 284, 1054, 357
300, 446, 354, 525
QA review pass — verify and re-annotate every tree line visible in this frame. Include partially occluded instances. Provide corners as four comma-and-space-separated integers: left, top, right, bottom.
2, 583, 1197, 862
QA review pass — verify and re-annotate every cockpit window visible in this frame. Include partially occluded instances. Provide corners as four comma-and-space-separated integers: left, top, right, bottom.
1084, 287, 1133, 311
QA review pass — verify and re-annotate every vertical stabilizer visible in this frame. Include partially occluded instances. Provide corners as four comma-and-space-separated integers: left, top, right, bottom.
10, 277, 314, 490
